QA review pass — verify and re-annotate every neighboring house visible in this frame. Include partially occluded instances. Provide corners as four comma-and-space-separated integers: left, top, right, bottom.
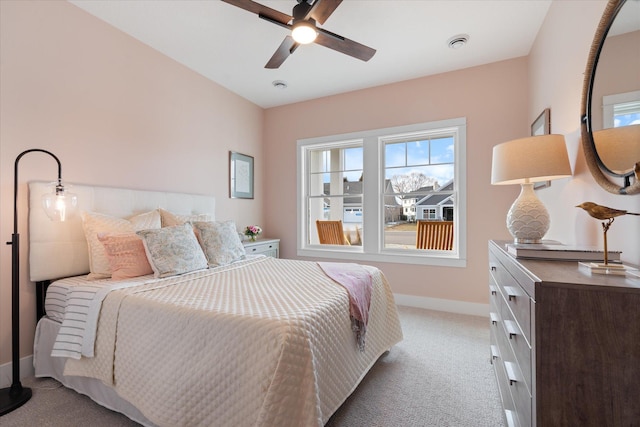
415, 180, 454, 221
401, 185, 435, 222
323, 179, 401, 223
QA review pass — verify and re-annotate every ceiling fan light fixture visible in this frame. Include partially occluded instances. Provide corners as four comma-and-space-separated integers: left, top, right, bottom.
292, 20, 317, 44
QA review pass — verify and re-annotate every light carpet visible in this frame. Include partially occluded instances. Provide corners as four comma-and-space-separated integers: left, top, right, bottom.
2, 306, 505, 426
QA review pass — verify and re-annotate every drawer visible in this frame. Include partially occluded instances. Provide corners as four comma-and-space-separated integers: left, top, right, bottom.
504, 360, 532, 427
489, 252, 531, 343
490, 329, 518, 424
493, 295, 532, 394
494, 314, 532, 427
244, 241, 279, 257
495, 297, 532, 389
257, 248, 278, 258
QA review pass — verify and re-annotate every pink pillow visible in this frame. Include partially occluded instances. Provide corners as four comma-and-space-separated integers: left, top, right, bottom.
97, 233, 153, 280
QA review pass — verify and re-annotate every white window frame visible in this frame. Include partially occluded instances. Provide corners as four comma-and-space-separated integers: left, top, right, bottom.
297, 118, 467, 267
602, 90, 640, 128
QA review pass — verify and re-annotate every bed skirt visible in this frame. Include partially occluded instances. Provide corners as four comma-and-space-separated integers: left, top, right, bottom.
34, 317, 157, 426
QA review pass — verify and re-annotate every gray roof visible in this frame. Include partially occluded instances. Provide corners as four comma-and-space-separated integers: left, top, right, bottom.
416, 180, 454, 207
323, 179, 400, 207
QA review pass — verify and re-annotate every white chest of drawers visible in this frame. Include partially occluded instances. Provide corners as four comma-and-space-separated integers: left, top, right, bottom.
488, 240, 640, 427
243, 238, 280, 258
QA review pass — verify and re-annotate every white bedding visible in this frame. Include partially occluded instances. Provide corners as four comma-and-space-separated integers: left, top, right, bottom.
50, 256, 402, 427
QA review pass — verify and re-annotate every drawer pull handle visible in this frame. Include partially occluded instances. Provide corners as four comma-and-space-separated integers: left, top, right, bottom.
489, 285, 497, 296
490, 265, 497, 271
504, 320, 519, 340
490, 345, 499, 361
505, 362, 519, 386
503, 286, 518, 301
490, 312, 499, 325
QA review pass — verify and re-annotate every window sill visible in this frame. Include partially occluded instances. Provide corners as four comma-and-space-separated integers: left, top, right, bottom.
297, 248, 467, 267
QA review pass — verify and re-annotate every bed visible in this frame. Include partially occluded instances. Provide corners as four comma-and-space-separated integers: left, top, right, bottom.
29, 182, 403, 427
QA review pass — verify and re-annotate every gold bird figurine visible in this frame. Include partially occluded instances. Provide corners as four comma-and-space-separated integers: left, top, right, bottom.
576, 202, 640, 220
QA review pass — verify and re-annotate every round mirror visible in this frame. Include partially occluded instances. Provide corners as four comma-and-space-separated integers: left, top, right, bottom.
581, 0, 640, 195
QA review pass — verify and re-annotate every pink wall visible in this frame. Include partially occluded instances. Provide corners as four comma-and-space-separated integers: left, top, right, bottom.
591, 30, 640, 130
529, 0, 639, 266
2, 0, 636, 371
264, 58, 528, 305
0, 1, 264, 366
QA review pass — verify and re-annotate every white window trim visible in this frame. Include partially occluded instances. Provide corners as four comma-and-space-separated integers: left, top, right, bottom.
297, 118, 467, 267
602, 90, 640, 128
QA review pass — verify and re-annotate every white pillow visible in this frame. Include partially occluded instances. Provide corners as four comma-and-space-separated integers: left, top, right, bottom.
81, 210, 161, 279
137, 223, 208, 278
159, 208, 212, 227
193, 220, 246, 267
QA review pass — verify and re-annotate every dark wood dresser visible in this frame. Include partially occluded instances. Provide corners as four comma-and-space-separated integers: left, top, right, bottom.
488, 240, 640, 427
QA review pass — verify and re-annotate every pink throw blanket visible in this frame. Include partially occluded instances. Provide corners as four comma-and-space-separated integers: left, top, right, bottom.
318, 262, 372, 351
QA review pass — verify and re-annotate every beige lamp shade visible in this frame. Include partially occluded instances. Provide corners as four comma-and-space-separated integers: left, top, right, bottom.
491, 134, 572, 185
593, 124, 640, 174
490, 134, 572, 243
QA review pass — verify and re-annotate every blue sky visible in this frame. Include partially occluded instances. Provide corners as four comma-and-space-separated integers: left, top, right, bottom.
314, 137, 456, 186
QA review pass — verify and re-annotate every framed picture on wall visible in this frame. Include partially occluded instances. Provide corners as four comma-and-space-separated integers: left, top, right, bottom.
229, 151, 254, 199
531, 108, 551, 189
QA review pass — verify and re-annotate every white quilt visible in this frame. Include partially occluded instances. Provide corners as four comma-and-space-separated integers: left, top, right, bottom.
61, 257, 403, 427
50, 275, 160, 358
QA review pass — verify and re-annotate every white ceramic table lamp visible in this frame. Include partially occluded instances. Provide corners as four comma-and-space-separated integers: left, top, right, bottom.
491, 134, 572, 243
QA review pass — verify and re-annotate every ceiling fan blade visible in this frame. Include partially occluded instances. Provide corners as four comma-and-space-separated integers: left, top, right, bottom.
307, 0, 342, 25
221, 0, 292, 25
265, 36, 299, 69
315, 28, 376, 62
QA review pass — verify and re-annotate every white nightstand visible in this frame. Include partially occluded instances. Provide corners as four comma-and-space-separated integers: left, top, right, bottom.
243, 238, 280, 258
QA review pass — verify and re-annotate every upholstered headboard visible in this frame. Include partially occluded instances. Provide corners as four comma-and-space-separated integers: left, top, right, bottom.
28, 182, 215, 282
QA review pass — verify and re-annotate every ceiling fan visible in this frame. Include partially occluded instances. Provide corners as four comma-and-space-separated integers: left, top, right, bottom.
221, 0, 376, 69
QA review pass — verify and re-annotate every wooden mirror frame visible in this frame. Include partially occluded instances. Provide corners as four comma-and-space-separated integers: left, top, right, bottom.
581, 0, 639, 195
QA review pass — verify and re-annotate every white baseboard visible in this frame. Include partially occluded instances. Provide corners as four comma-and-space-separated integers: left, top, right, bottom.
394, 293, 489, 318
0, 355, 35, 389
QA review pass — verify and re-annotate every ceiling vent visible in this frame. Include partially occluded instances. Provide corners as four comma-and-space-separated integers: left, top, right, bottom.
272, 80, 288, 90
448, 34, 469, 49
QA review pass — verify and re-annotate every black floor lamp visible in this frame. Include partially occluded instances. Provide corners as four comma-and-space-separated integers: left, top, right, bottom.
0, 149, 77, 416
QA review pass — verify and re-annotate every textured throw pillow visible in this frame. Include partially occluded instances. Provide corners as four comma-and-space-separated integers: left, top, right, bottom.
137, 223, 208, 278
159, 208, 213, 227
81, 210, 161, 279
98, 233, 153, 280
193, 220, 246, 267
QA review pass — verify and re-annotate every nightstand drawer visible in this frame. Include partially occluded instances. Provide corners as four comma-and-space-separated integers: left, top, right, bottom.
243, 238, 280, 258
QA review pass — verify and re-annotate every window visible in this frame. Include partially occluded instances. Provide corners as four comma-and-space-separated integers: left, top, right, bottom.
297, 118, 466, 266
603, 90, 640, 128
423, 208, 436, 220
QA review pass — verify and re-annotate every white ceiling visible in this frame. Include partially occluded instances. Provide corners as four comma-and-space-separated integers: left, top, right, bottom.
68, 0, 553, 109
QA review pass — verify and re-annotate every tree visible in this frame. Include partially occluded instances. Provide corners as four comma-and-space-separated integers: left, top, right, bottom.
390, 173, 439, 220
390, 172, 438, 196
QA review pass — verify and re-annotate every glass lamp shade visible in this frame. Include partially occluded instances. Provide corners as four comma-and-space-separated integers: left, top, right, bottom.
41, 184, 78, 221
292, 21, 317, 44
